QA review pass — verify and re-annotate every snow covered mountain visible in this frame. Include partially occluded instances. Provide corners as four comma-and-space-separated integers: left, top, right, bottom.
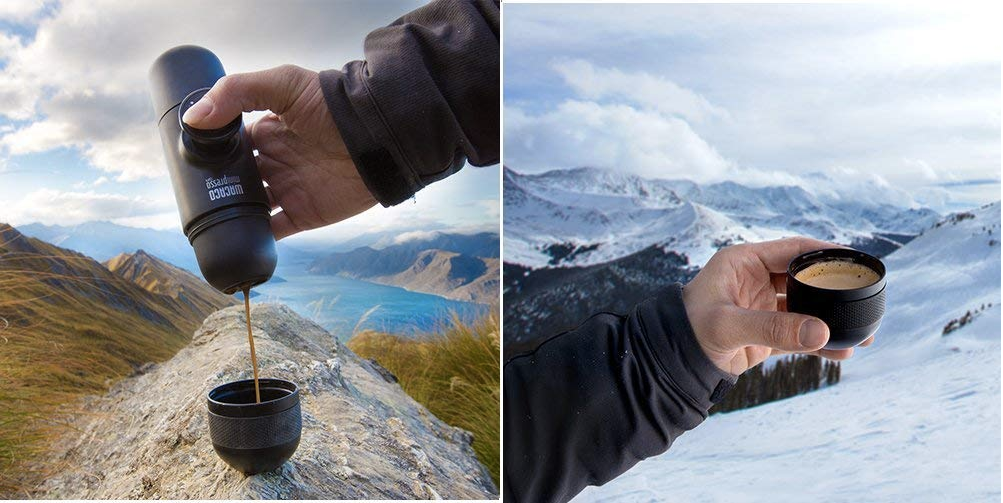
504, 167, 939, 269
575, 202, 1001, 502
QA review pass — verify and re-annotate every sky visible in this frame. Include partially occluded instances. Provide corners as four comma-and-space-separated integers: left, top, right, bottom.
0, 0, 499, 247
504, 4, 1001, 213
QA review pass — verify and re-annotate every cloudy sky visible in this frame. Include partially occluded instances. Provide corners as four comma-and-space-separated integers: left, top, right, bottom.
505, 4, 1000, 212
0, 0, 498, 246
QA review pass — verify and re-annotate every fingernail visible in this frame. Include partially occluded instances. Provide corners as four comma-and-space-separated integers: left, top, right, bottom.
798, 320, 828, 348
182, 96, 213, 125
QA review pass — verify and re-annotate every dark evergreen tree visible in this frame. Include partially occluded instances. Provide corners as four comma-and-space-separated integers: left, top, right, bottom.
710, 355, 841, 415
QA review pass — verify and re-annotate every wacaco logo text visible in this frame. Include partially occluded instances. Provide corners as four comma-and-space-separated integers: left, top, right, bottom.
205, 175, 244, 201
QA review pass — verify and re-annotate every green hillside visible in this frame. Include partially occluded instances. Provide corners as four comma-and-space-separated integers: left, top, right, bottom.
0, 224, 228, 494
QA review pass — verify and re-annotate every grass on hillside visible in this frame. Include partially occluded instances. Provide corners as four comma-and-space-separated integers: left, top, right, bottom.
0, 254, 192, 495
348, 312, 500, 486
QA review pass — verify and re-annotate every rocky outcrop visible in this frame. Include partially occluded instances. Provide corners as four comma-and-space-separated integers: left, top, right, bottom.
37, 304, 497, 499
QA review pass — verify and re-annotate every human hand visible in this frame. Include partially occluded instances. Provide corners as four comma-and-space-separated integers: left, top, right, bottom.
682, 237, 875, 375
182, 65, 377, 240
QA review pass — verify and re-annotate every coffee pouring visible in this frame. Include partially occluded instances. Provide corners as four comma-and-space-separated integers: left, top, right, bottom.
150, 46, 299, 474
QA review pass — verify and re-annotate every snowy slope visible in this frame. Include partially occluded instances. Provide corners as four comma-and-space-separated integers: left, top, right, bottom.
575, 202, 1001, 503
504, 167, 939, 268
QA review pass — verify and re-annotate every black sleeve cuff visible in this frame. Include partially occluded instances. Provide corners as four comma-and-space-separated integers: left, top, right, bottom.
319, 66, 417, 207
635, 283, 739, 421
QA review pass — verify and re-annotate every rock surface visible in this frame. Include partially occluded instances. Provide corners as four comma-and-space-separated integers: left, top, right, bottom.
37, 303, 497, 499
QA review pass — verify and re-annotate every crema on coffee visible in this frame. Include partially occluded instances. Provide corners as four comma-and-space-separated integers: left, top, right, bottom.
794, 260, 880, 290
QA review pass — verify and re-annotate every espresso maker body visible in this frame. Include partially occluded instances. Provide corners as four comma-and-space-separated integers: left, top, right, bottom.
149, 45, 276, 294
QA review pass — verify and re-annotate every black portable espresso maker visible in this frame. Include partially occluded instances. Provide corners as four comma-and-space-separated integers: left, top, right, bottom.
149, 47, 300, 475
149, 45, 276, 294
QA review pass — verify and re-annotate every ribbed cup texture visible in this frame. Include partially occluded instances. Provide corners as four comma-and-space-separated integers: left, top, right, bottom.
790, 289, 886, 330
208, 403, 301, 450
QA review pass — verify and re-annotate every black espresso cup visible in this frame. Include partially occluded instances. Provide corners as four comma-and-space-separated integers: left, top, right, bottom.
786, 248, 886, 350
207, 378, 301, 474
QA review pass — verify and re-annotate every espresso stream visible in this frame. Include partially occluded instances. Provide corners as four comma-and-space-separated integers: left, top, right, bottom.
243, 287, 261, 403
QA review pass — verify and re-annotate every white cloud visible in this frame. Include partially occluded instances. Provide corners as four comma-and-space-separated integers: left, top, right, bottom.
801, 166, 917, 209
505, 100, 732, 181
112, 211, 181, 230
0, 0, 421, 180
71, 176, 111, 190
0, 32, 21, 61
0, 0, 498, 241
0, 1, 45, 22
504, 4, 1000, 211
0, 120, 71, 154
392, 230, 446, 245
284, 164, 500, 246
553, 59, 729, 123
903, 159, 939, 182
477, 198, 500, 221
388, 223, 497, 246
5, 189, 175, 226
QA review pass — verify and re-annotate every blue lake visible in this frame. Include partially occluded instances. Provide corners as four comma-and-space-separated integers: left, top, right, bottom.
253, 261, 488, 341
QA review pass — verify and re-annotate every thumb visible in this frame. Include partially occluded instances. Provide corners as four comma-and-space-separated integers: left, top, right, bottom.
182, 64, 310, 130
723, 306, 830, 352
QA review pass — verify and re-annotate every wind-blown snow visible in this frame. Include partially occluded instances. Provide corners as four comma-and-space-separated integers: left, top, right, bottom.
575, 202, 1001, 502
504, 167, 940, 269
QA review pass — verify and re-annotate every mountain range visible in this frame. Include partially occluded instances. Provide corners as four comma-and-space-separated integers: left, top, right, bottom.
503, 166, 941, 345
20, 221, 499, 305
576, 201, 1001, 502
504, 166, 938, 269
0, 224, 232, 341
18, 221, 202, 273
0, 222, 236, 486
308, 231, 500, 304
18, 221, 313, 277
104, 249, 236, 319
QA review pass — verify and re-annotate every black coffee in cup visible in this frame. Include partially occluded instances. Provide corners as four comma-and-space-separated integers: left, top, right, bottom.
787, 248, 886, 350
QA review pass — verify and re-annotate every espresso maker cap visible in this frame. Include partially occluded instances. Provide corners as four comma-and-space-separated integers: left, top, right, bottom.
149, 45, 225, 122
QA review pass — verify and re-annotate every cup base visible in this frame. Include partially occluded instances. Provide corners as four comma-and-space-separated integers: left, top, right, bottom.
824, 321, 881, 350
212, 436, 301, 475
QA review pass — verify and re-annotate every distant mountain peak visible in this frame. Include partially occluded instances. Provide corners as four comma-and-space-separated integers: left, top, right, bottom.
0, 223, 51, 256
17, 221, 313, 279
104, 249, 235, 313
308, 232, 500, 304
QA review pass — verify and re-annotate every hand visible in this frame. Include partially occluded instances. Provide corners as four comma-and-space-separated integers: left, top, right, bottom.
682, 237, 875, 375
182, 65, 377, 240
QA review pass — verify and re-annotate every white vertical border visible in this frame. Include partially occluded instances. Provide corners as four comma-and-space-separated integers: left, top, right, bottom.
496, 1, 506, 501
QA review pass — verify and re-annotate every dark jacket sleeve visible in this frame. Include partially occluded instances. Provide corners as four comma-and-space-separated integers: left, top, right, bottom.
503, 283, 739, 503
318, 0, 499, 207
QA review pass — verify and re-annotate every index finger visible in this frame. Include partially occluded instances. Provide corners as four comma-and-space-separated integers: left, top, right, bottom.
186, 65, 311, 130
745, 236, 845, 273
